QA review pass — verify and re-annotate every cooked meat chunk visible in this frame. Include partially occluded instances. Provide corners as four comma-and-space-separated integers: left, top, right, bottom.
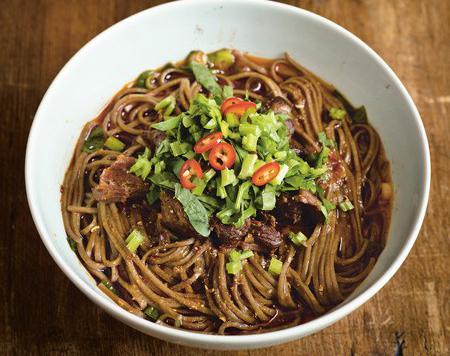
249, 219, 282, 252
295, 190, 322, 209
93, 155, 147, 203
266, 96, 293, 116
159, 191, 198, 238
211, 218, 251, 249
274, 190, 323, 227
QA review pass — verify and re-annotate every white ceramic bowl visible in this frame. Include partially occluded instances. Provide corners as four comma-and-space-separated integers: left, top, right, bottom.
25, 0, 430, 350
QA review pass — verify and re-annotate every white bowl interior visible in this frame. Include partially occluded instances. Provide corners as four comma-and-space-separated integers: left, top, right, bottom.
26, 0, 429, 350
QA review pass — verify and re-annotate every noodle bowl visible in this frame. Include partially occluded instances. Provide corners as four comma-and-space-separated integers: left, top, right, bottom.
61, 49, 392, 335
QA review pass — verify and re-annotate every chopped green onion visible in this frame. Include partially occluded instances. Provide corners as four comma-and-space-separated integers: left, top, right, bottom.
144, 306, 160, 321
82, 126, 105, 153
216, 184, 228, 199
261, 186, 277, 210
104, 136, 125, 152
239, 123, 261, 137
234, 181, 252, 210
189, 61, 222, 97
135, 70, 153, 88
170, 141, 190, 157
151, 116, 181, 131
203, 168, 216, 182
221, 168, 236, 187
219, 120, 230, 138
238, 153, 258, 179
226, 112, 240, 128
318, 132, 335, 149
242, 133, 258, 152
329, 107, 346, 120
186, 50, 207, 65
101, 280, 118, 295
352, 106, 368, 123
192, 178, 207, 196
129, 147, 152, 180
289, 231, 308, 246
67, 237, 77, 252
274, 151, 287, 161
320, 204, 329, 220
268, 257, 283, 275
155, 96, 176, 116
270, 164, 289, 185
229, 249, 241, 262
203, 118, 217, 130
339, 199, 354, 212
322, 198, 336, 212
226, 261, 242, 275
208, 49, 235, 71
240, 250, 254, 260
154, 160, 165, 175
223, 85, 234, 99
125, 229, 145, 253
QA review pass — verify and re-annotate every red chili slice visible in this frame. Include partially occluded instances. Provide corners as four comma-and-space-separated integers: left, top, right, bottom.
224, 101, 257, 116
193, 132, 223, 154
220, 97, 243, 113
208, 142, 236, 170
179, 159, 203, 190
251, 162, 280, 186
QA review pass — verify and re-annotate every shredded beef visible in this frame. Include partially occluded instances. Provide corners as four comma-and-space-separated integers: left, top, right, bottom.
92, 155, 147, 203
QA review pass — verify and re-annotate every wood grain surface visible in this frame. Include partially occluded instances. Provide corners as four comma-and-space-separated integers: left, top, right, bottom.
1, 0, 448, 355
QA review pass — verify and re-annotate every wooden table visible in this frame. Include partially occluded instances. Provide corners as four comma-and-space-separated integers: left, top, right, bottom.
1, 1, 448, 354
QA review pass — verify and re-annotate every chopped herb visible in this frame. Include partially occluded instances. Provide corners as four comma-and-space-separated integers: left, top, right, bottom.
339, 199, 354, 212
135, 70, 153, 88
240, 250, 254, 260
151, 116, 181, 131
82, 126, 105, 153
155, 96, 176, 116
104, 136, 125, 152
129, 147, 152, 180
101, 280, 118, 295
352, 106, 368, 123
226, 260, 242, 275
174, 183, 211, 237
189, 62, 222, 98
268, 257, 283, 275
125, 229, 145, 253
144, 306, 160, 321
67, 237, 77, 252
289, 231, 308, 246
329, 107, 346, 120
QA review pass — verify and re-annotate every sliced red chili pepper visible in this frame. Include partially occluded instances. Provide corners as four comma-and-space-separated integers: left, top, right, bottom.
252, 162, 280, 186
224, 101, 257, 116
179, 159, 203, 190
220, 97, 243, 113
208, 142, 236, 170
193, 132, 223, 154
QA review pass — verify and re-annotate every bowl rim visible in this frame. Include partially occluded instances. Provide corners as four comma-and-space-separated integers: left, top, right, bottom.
25, 0, 431, 348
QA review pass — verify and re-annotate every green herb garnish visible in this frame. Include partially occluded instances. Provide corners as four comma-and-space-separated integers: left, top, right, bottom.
82, 126, 105, 153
